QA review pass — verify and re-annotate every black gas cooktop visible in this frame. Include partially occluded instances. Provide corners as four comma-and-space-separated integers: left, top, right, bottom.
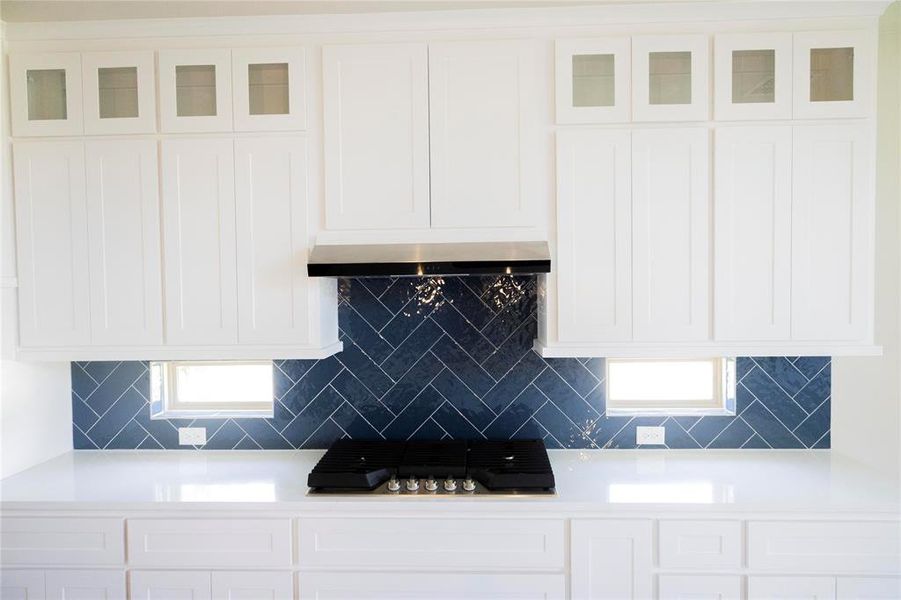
307, 439, 555, 495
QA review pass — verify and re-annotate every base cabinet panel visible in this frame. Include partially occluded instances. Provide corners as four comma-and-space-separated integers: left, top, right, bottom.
659, 575, 742, 600
129, 571, 211, 600
297, 572, 565, 600
46, 570, 126, 600
749, 576, 836, 600
211, 572, 293, 600
837, 577, 901, 599
0, 570, 44, 600
571, 520, 653, 600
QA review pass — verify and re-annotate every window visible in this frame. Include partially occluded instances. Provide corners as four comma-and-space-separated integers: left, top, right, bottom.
150, 361, 274, 419
606, 358, 735, 415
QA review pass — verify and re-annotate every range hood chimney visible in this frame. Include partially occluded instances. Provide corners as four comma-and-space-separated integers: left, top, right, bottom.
307, 241, 550, 278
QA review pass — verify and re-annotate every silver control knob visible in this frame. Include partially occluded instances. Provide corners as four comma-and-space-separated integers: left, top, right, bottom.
443, 478, 457, 492
462, 478, 476, 492
405, 477, 420, 492
387, 477, 400, 492
424, 478, 438, 492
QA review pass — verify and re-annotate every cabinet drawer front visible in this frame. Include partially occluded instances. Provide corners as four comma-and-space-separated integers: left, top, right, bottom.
837, 577, 901, 599
127, 519, 292, 568
659, 520, 742, 570
297, 572, 565, 599
298, 518, 564, 569
748, 521, 901, 574
659, 575, 742, 600
45, 569, 126, 600
749, 576, 835, 600
0, 518, 124, 565
0, 569, 45, 600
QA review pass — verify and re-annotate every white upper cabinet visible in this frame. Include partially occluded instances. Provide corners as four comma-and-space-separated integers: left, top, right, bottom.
632, 127, 710, 342
235, 137, 311, 344
82, 51, 157, 134
632, 35, 709, 122
161, 138, 238, 345
13, 142, 91, 347
232, 47, 306, 131
10, 53, 84, 137
429, 40, 539, 229
322, 43, 430, 230
555, 38, 631, 123
714, 126, 792, 341
793, 30, 874, 119
792, 124, 873, 342
159, 49, 233, 133
714, 32, 793, 120
556, 129, 632, 343
85, 139, 163, 346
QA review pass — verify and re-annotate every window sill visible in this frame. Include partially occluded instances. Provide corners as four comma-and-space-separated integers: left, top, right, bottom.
605, 407, 736, 418
150, 409, 274, 420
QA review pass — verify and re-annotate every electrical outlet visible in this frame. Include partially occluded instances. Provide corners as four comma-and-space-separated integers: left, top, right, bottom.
178, 427, 206, 446
636, 426, 665, 445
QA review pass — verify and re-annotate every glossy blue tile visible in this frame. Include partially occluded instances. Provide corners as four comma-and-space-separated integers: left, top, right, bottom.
662, 419, 702, 449
281, 386, 344, 446
533, 369, 601, 425
440, 277, 494, 329
534, 402, 596, 449
203, 420, 246, 450
484, 385, 546, 439
481, 351, 547, 414
707, 418, 755, 449
234, 419, 292, 449
331, 401, 384, 441
543, 358, 602, 397
280, 357, 342, 415
431, 335, 495, 397
85, 387, 147, 448
739, 367, 808, 430
330, 371, 394, 431
343, 280, 393, 330
334, 341, 393, 398
379, 319, 442, 381
481, 316, 536, 380
431, 369, 495, 431
429, 302, 496, 364
794, 399, 830, 447
382, 386, 445, 440
792, 371, 831, 413
432, 403, 485, 440
753, 357, 808, 396
741, 401, 805, 449
793, 356, 830, 379
338, 303, 393, 363
380, 353, 443, 415
83, 361, 147, 416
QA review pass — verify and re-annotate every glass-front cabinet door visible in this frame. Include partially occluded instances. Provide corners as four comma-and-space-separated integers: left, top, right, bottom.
632, 35, 709, 122
793, 30, 874, 119
714, 33, 792, 120
232, 48, 306, 131
158, 49, 233, 132
10, 52, 83, 137
82, 51, 156, 134
555, 38, 630, 123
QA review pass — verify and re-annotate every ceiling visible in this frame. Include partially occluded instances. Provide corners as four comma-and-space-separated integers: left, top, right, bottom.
0, 0, 666, 23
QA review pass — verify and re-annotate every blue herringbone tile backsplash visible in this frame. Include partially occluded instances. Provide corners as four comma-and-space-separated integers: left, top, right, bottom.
72, 276, 831, 450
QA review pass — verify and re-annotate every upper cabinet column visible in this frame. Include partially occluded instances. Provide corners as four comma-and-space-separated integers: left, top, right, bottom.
231, 47, 307, 131
82, 51, 157, 134
10, 52, 84, 137
322, 43, 431, 230
714, 33, 793, 121
632, 35, 709, 122
428, 39, 540, 229
793, 30, 875, 119
158, 49, 233, 133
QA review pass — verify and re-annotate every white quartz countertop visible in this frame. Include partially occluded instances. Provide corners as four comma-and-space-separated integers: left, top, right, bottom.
1, 450, 898, 515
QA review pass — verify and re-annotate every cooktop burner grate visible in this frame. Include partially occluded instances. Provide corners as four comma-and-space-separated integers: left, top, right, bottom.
467, 439, 556, 490
306, 439, 405, 490
398, 440, 468, 478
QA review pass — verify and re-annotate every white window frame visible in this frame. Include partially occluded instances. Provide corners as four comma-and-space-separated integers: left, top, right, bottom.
605, 357, 736, 416
150, 360, 274, 419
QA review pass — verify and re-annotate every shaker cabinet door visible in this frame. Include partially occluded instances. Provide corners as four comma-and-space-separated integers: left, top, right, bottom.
232, 47, 306, 132
161, 139, 238, 345
82, 51, 156, 135
10, 52, 83, 137
793, 30, 875, 119
571, 520, 653, 600
85, 139, 163, 346
322, 43, 430, 230
130, 571, 212, 600
429, 40, 540, 229
234, 137, 310, 344
13, 141, 91, 347
158, 49, 233, 133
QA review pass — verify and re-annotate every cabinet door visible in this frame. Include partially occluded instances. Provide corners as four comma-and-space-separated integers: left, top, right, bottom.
0, 570, 44, 600
659, 575, 742, 600
714, 126, 791, 341
297, 572, 564, 599
85, 139, 163, 346
714, 32, 792, 120
82, 51, 156, 135
632, 35, 709, 122
10, 52, 83, 137
159, 49, 233, 133
837, 577, 901, 599
234, 137, 310, 344
46, 570, 126, 600
632, 128, 710, 342
322, 43, 429, 230
429, 40, 539, 229
556, 129, 632, 343
161, 139, 238, 345
794, 30, 875, 119
556, 38, 631, 123
130, 571, 211, 600
791, 124, 873, 341
13, 141, 91, 347
571, 520, 653, 600
211, 572, 292, 600
749, 577, 835, 600
232, 48, 305, 132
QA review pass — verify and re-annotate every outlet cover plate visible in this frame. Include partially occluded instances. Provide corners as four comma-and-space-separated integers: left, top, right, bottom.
636, 426, 665, 445
178, 427, 206, 446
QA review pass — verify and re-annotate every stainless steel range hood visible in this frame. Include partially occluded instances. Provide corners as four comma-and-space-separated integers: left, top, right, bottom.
307, 241, 550, 277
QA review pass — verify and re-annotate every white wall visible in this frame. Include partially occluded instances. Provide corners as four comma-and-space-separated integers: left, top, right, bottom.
0, 8, 73, 480
831, 2, 901, 479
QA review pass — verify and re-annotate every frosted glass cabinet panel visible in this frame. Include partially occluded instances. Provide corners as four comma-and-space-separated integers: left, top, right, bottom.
632, 35, 709, 121
715, 33, 792, 120
232, 47, 306, 131
10, 52, 83, 136
794, 31, 874, 119
556, 38, 630, 123
82, 51, 156, 134
159, 49, 233, 132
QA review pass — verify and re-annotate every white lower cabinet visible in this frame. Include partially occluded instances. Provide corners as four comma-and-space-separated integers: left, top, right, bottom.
749, 576, 836, 600
297, 572, 565, 599
571, 520, 653, 600
0, 570, 44, 600
658, 575, 742, 600
211, 572, 293, 600
130, 571, 211, 600
130, 571, 292, 600
837, 577, 901, 599
0, 570, 125, 600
